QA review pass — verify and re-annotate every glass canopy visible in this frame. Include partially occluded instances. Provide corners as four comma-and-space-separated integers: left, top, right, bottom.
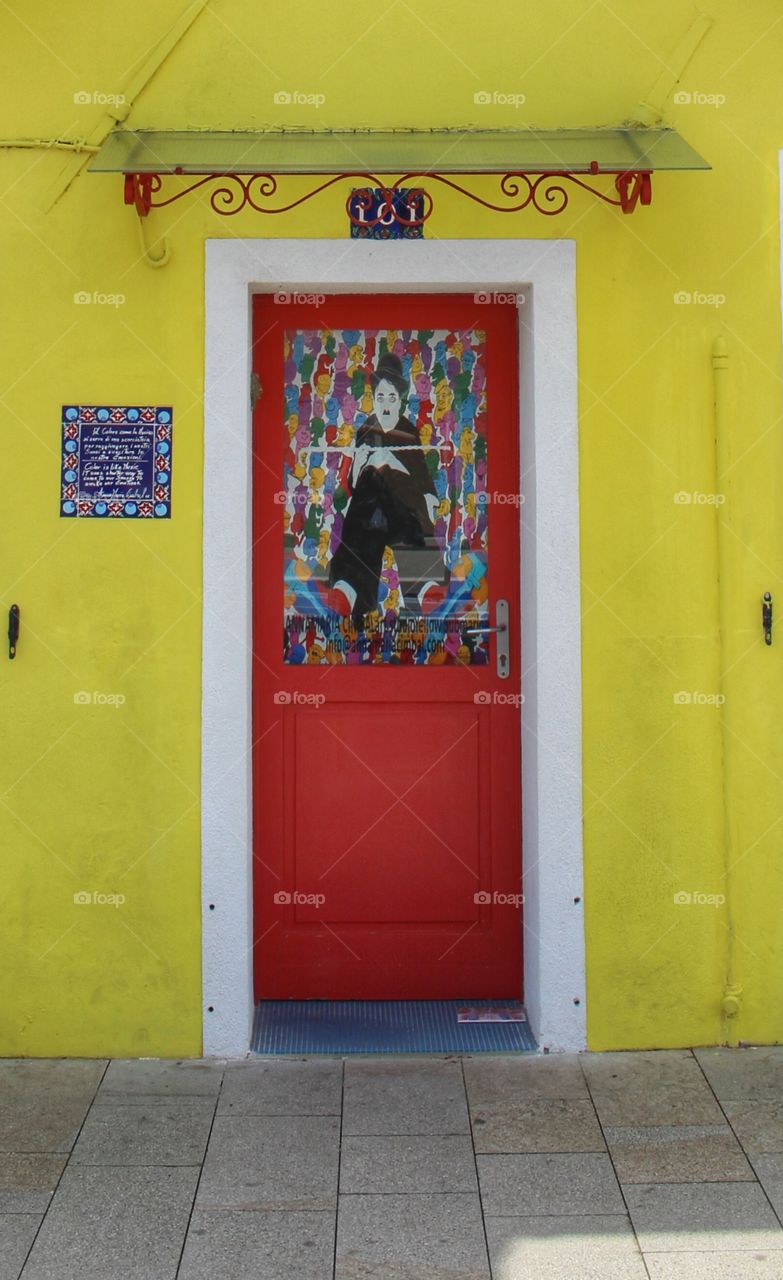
89, 128, 710, 176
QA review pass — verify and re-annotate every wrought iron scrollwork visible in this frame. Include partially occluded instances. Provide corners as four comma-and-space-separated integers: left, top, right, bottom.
123, 168, 653, 220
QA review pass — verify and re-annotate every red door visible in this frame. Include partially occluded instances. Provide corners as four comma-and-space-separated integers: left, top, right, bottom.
252, 293, 522, 999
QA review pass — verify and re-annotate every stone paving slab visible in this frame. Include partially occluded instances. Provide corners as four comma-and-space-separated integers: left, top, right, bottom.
335, 1192, 490, 1279
723, 1101, 783, 1155
625, 1181, 783, 1252
0, 1061, 105, 1102
218, 1058, 342, 1116
471, 1098, 606, 1153
695, 1048, 783, 1103
0, 1101, 92, 1155
582, 1050, 706, 1091
0, 1215, 41, 1280
340, 1134, 478, 1192
196, 1114, 340, 1211
582, 1051, 726, 1126
464, 1054, 589, 1105
604, 1123, 756, 1183
70, 1099, 215, 1166
485, 1213, 649, 1280
477, 1152, 626, 1216
751, 1155, 783, 1217
588, 1084, 725, 1127
94, 1059, 224, 1105
179, 1210, 335, 1280
0, 1155, 67, 1214
645, 1251, 783, 1279
342, 1057, 470, 1135
18, 1166, 198, 1280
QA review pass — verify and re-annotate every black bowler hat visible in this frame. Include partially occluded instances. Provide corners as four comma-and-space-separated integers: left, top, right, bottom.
370, 351, 408, 395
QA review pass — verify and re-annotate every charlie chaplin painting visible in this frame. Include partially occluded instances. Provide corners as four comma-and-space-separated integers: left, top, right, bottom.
328, 351, 440, 626
282, 324, 489, 665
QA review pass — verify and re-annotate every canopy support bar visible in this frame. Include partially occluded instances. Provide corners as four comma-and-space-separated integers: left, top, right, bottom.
122, 166, 653, 223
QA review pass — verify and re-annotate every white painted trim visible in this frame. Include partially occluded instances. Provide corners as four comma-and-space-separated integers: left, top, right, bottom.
202, 238, 585, 1055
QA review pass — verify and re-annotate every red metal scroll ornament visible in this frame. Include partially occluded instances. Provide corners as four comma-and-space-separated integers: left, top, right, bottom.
122, 169, 653, 220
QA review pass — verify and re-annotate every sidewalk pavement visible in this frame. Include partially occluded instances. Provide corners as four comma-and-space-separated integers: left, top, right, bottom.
2, 1048, 783, 1278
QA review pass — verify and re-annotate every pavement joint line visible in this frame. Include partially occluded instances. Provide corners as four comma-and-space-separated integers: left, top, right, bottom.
579, 1050, 654, 1280
13, 1058, 110, 1276
330, 1059, 346, 1278
173, 1068, 224, 1280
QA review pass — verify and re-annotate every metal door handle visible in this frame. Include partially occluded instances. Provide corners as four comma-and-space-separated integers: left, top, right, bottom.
466, 599, 509, 679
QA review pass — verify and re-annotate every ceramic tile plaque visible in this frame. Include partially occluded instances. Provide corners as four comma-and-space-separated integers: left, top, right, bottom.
60, 405, 172, 518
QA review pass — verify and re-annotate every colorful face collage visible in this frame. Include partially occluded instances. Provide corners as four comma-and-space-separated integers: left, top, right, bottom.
282, 327, 489, 665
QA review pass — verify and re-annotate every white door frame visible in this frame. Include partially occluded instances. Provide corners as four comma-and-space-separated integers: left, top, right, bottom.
202, 237, 585, 1054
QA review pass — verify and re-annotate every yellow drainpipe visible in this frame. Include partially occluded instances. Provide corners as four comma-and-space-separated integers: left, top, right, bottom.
713, 336, 741, 1044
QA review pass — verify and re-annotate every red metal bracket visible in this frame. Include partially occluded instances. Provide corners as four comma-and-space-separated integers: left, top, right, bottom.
615, 170, 652, 214
123, 173, 155, 217
121, 168, 654, 221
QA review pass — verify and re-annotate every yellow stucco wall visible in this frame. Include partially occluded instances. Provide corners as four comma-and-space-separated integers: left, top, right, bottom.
1, 0, 782, 1054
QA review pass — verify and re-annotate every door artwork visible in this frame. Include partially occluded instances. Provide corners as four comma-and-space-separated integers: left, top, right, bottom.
253, 294, 522, 1001
282, 327, 489, 665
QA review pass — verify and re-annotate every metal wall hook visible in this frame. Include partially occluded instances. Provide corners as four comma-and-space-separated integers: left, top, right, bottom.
8, 604, 19, 659
763, 592, 773, 646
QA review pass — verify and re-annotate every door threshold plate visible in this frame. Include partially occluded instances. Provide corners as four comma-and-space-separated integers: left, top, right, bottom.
251, 999, 536, 1054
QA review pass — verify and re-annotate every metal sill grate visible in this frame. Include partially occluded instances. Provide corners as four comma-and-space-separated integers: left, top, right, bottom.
251, 999, 537, 1055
